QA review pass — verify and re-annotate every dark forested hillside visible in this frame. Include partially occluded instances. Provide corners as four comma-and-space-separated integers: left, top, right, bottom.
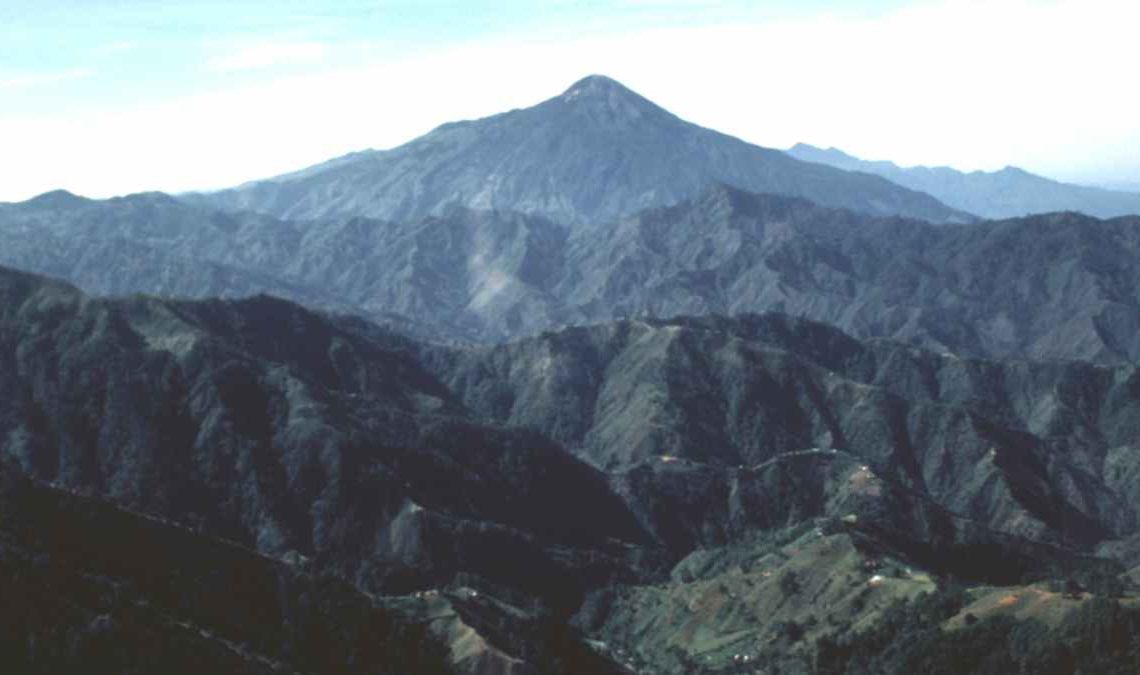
6, 185, 1140, 362
0, 467, 452, 675
4, 263, 1140, 671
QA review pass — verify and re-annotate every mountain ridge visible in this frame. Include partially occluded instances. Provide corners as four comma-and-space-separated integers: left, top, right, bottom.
7, 184, 1140, 362
186, 75, 970, 225
787, 142, 1140, 219
4, 262, 1140, 672
8, 260, 1140, 556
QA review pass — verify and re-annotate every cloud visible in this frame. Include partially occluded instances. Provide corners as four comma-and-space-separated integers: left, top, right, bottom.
0, 68, 95, 90
205, 41, 328, 72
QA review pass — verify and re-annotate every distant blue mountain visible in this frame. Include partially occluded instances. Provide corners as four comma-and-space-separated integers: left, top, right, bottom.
187, 76, 969, 225
1093, 181, 1140, 194
787, 143, 1140, 219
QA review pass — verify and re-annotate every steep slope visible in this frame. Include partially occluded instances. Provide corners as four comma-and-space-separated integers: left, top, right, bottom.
0, 468, 452, 674
0, 190, 343, 308
422, 313, 1140, 551
191, 75, 969, 225
788, 143, 1140, 219
5, 264, 1140, 672
549, 185, 1140, 364
0, 191, 565, 342
8, 261, 1140, 558
0, 461, 636, 674
8, 185, 1140, 360
0, 265, 655, 617
8, 263, 1138, 559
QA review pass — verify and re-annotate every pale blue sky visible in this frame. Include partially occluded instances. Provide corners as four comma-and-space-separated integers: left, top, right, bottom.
2, 0, 1137, 200
2, 0, 907, 112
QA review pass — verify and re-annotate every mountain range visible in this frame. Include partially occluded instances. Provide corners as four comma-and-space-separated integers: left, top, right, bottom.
6, 183, 1140, 363
1097, 181, 1140, 194
787, 143, 1140, 219
2, 263, 1139, 672
5, 73, 1140, 673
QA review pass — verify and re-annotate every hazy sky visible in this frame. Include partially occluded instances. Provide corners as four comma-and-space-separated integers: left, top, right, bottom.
2, 0, 1137, 201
